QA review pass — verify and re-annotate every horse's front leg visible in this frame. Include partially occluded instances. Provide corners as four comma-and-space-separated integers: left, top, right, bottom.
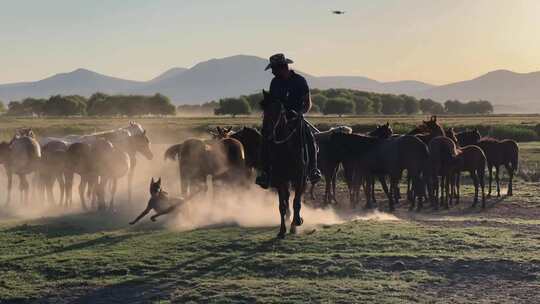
127, 154, 136, 204
290, 183, 304, 234
19, 174, 29, 205
110, 178, 118, 211
58, 174, 66, 208
6, 169, 12, 205
277, 186, 288, 239
79, 175, 88, 210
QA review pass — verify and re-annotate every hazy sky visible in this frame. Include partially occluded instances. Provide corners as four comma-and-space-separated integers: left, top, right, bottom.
1, 0, 539, 84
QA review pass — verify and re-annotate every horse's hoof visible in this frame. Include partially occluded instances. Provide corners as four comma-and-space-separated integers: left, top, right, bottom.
293, 217, 303, 227
277, 231, 286, 239
290, 224, 297, 234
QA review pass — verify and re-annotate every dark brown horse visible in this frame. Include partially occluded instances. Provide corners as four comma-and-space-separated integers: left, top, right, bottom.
456, 129, 481, 147
450, 145, 487, 208
408, 116, 445, 144
229, 127, 262, 172
372, 135, 430, 211
311, 126, 352, 204
326, 133, 383, 208
428, 136, 459, 209
477, 137, 519, 197
260, 90, 308, 238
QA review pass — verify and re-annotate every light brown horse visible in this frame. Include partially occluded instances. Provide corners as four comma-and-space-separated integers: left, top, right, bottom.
90, 138, 131, 211
64, 142, 94, 209
164, 136, 246, 196
0, 129, 41, 204
38, 141, 68, 206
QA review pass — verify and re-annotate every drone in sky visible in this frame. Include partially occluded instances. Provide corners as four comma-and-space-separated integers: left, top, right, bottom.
332, 10, 346, 15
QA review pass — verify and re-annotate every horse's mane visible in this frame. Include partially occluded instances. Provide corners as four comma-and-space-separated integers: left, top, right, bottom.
87, 121, 145, 138
316, 126, 353, 142
479, 136, 501, 143
240, 126, 261, 136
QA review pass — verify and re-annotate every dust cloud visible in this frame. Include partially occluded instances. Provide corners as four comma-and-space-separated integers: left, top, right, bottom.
0, 136, 399, 231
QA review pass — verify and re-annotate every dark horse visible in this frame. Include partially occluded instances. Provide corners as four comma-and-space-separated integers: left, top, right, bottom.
477, 137, 519, 197
260, 90, 307, 238
454, 129, 518, 197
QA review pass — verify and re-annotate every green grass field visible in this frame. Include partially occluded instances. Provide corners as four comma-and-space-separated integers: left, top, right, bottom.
0, 115, 539, 303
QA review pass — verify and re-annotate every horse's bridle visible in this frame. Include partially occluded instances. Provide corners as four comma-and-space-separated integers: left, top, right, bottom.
270, 106, 300, 145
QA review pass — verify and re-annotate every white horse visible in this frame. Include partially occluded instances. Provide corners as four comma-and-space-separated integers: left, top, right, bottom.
42, 121, 153, 204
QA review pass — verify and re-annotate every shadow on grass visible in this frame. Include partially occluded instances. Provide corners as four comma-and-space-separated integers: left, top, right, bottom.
70, 232, 283, 303
5, 234, 136, 264
3, 210, 141, 238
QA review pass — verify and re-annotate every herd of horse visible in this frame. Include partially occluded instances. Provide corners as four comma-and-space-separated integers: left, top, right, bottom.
162, 92, 519, 237
0, 122, 153, 210
0, 97, 519, 238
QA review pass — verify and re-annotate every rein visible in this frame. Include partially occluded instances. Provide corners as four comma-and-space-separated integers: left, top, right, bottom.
270, 108, 300, 145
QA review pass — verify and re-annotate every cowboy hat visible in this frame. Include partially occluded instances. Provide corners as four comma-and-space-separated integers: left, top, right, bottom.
265, 53, 294, 71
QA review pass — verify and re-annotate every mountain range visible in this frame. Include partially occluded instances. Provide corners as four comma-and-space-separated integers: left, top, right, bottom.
0, 55, 538, 113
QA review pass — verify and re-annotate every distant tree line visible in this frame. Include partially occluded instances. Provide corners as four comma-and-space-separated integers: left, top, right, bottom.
443, 99, 493, 115
3, 93, 176, 117
196, 88, 493, 117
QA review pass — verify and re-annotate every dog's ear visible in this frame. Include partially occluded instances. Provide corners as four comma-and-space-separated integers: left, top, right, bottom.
157, 177, 161, 185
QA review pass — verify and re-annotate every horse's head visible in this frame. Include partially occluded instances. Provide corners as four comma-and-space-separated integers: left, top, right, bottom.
149, 177, 162, 198
131, 129, 153, 160
15, 128, 35, 138
422, 115, 445, 136
211, 126, 234, 139
369, 122, 393, 139
260, 90, 287, 139
457, 128, 481, 146
446, 127, 458, 144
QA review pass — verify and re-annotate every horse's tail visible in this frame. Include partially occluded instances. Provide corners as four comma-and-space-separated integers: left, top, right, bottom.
507, 140, 519, 171
164, 144, 183, 161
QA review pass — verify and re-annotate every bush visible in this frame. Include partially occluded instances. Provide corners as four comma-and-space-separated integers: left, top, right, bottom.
322, 98, 355, 116
214, 97, 251, 117
486, 125, 538, 142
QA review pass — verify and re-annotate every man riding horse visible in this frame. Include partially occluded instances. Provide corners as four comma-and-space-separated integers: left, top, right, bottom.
255, 53, 322, 189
